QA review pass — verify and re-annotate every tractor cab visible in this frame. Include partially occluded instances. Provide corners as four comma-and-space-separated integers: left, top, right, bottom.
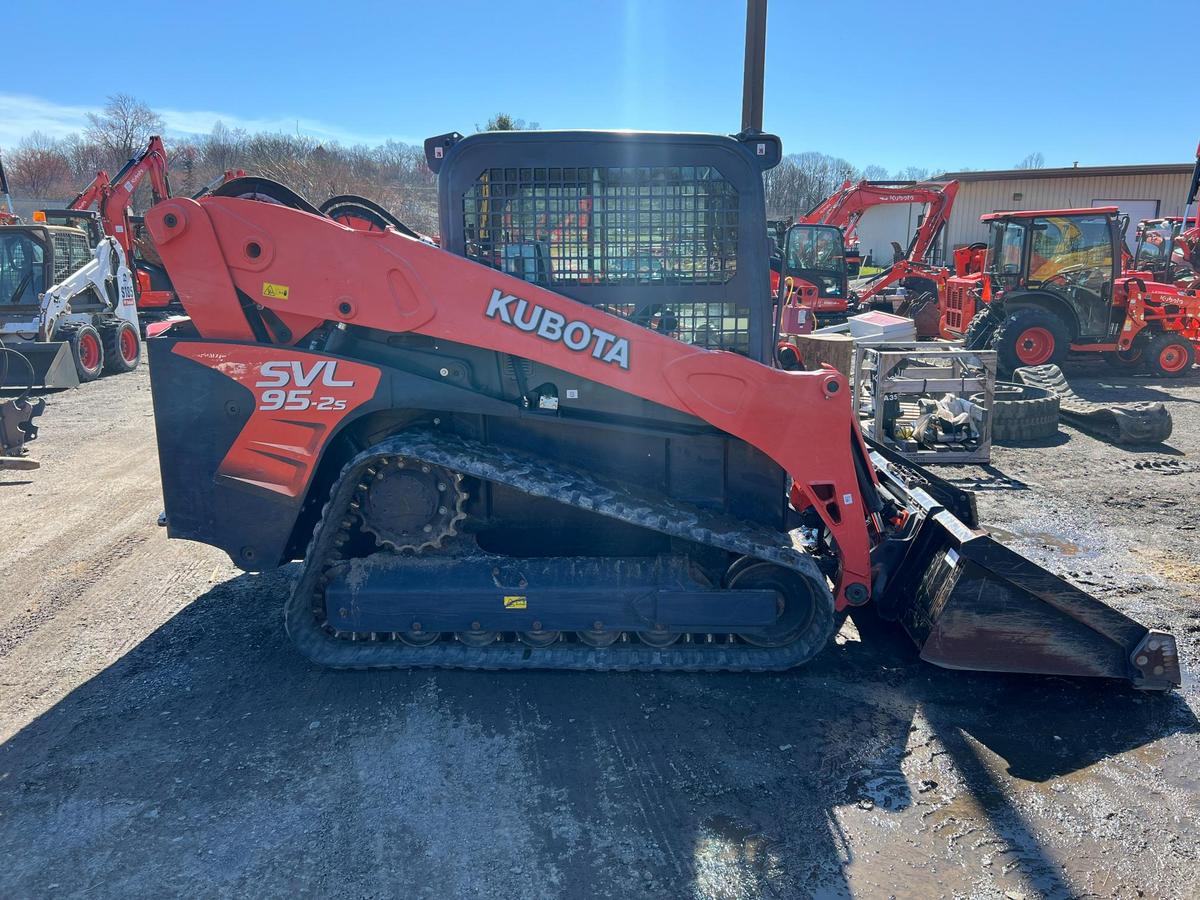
777, 223, 849, 326
1133, 217, 1198, 286
976, 208, 1126, 366
983, 209, 1120, 321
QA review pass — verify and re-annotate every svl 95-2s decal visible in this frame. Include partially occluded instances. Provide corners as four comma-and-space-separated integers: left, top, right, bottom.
256, 360, 356, 411
175, 344, 381, 497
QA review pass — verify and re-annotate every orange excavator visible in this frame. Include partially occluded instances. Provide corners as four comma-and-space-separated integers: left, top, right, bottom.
796, 179, 959, 334
60, 136, 178, 323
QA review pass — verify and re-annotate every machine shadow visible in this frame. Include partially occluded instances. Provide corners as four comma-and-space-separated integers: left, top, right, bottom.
0, 571, 1191, 898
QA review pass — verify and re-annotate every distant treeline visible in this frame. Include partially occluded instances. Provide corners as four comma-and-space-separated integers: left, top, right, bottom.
4, 94, 963, 232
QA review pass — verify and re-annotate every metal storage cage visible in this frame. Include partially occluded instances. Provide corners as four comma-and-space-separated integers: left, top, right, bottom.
853, 343, 997, 464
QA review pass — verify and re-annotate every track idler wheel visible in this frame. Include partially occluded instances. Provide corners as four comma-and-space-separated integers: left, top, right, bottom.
578, 628, 622, 648
398, 628, 440, 647
636, 626, 679, 648
726, 560, 835, 652
518, 629, 562, 648
457, 628, 499, 647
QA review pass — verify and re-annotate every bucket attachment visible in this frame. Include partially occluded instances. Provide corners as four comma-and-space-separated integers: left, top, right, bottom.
0, 341, 79, 389
870, 445, 1180, 690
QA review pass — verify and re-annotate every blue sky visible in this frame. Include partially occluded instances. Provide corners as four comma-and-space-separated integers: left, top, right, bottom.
1, 0, 1193, 173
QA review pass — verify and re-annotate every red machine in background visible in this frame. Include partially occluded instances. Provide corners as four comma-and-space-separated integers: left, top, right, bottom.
944, 142, 1200, 375
65, 136, 177, 319
798, 179, 959, 333
1132, 143, 1200, 289
68, 136, 171, 257
942, 206, 1200, 375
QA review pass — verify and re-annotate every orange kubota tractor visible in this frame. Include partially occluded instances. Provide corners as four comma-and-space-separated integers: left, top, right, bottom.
944, 143, 1200, 375
139, 2, 1178, 689
942, 206, 1200, 376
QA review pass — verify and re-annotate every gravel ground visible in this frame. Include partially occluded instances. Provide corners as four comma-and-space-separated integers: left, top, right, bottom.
0, 360, 1196, 899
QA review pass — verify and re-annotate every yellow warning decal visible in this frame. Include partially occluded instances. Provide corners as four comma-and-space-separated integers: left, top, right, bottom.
503, 596, 527, 610
262, 282, 290, 300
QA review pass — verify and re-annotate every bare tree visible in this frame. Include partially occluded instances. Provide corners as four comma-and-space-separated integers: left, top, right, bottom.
478, 113, 540, 132
5, 132, 73, 197
861, 165, 890, 182
1015, 152, 1045, 170
85, 94, 164, 166
895, 166, 931, 182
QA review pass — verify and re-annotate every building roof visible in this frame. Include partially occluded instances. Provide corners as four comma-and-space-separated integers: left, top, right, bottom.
935, 163, 1194, 182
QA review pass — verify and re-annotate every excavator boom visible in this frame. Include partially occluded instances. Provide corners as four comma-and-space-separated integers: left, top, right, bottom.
69, 136, 171, 261
800, 179, 959, 263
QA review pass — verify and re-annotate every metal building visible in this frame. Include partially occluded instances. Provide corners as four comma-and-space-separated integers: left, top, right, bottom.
937, 163, 1196, 253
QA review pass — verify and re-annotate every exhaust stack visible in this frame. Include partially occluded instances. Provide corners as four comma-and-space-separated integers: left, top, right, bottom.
741, 0, 767, 134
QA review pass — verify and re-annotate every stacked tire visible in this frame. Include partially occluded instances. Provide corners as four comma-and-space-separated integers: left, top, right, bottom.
972, 382, 1060, 443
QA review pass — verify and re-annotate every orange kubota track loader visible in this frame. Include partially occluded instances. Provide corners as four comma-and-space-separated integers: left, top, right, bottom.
141, 0, 1178, 687
140, 124, 1179, 688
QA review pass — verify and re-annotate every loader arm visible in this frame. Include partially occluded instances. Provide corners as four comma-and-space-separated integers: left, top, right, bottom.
146, 195, 879, 609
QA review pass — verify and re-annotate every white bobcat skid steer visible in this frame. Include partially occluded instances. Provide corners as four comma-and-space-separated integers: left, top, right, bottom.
0, 210, 142, 388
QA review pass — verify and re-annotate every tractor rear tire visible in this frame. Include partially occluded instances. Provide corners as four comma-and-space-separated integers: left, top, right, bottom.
993, 307, 1070, 372
101, 320, 141, 374
972, 382, 1060, 443
1143, 330, 1195, 378
68, 325, 105, 383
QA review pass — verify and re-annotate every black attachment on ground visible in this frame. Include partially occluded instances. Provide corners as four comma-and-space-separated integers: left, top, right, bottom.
1014, 364, 1173, 445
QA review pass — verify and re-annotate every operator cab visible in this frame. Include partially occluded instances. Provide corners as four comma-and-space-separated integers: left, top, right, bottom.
427, 129, 782, 362
1134, 216, 1198, 285
981, 208, 1123, 342
0, 222, 94, 310
779, 223, 848, 313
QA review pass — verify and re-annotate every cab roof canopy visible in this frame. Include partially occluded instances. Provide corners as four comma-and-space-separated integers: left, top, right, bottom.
980, 207, 1119, 222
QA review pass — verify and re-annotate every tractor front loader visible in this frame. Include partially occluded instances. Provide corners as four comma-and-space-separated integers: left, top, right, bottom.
142, 126, 1178, 689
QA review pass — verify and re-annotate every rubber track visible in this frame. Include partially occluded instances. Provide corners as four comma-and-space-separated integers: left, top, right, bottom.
285, 430, 834, 671
1014, 364, 1173, 445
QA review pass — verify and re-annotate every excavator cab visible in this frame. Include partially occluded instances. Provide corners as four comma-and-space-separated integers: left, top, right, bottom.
778, 223, 849, 323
